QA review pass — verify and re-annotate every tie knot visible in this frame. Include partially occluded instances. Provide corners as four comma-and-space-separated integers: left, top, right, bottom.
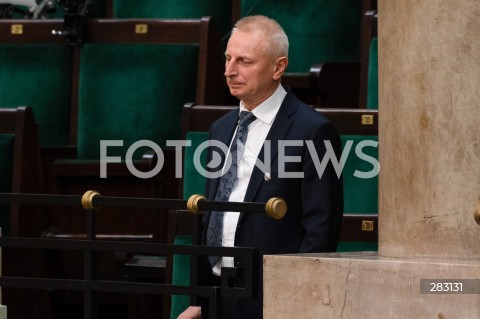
239, 111, 256, 128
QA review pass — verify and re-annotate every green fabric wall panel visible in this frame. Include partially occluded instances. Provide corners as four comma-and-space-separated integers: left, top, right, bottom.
341, 135, 378, 214
77, 44, 198, 159
0, 134, 14, 235
0, 44, 72, 146
113, 0, 232, 36
183, 131, 208, 200
241, 0, 361, 72
367, 38, 379, 109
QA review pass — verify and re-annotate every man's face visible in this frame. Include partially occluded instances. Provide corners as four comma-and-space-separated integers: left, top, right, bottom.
224, 29, 283, 109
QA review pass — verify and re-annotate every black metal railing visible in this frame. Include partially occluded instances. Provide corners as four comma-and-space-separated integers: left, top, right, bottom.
0, 192, 286, 319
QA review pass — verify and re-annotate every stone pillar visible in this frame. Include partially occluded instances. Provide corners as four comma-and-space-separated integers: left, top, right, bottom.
379, 0, 480, 259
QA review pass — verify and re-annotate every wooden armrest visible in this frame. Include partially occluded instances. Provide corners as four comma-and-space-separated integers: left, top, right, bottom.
49, 149, 166, 177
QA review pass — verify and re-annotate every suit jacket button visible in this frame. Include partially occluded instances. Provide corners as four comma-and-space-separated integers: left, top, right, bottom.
264, 172, 271, 181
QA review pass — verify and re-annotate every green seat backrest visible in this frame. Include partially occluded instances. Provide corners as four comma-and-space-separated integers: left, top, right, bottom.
367, 38, 379, 109
241, 0, 362, 72
337, 134, 378, 252
77, 44, 198, 159
113, 0, 232, 37
0, 134, 14, 235
341, 135, 378, 214
183, 131, 209, 199
170, 234, 193, 319
0, 44, 72, 146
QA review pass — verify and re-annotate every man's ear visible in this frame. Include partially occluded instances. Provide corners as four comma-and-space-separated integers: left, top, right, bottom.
273, 57, 288, 80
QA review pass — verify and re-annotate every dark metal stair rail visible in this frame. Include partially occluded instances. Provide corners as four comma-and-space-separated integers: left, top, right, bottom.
0, 192, 287, 319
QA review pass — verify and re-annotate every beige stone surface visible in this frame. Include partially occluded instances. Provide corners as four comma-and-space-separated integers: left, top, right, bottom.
378, 0, 480, 258
263, 253, 480, 319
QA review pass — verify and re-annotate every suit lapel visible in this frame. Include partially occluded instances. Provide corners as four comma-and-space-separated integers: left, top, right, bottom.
209, 110, 239, 200
243, 91, 299, 203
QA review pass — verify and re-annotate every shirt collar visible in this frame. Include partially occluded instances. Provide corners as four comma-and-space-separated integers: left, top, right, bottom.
239, 85, 287, 125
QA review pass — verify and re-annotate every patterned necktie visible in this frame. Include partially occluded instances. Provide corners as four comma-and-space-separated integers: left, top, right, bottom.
206, 111, 257, 267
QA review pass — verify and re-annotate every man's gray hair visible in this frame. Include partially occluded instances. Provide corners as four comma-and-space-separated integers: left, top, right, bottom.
232, 15, 289, 58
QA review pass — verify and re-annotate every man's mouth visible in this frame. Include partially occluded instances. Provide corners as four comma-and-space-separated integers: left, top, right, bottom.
228, 82, 243, 88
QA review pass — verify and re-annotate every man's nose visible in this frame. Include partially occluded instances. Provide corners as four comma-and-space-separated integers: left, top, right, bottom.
224, 60, 237, 77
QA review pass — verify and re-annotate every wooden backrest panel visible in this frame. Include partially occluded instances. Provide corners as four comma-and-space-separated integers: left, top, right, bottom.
0, 107, 44, 236
182, 103, 378, 136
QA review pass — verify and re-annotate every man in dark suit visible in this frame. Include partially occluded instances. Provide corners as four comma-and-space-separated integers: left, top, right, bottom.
178, 15, 343, 319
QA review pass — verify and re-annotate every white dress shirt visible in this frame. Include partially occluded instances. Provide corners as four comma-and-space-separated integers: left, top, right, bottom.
212, 85, 287, 276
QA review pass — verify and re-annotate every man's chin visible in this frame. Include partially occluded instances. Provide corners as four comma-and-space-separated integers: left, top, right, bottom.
228, 87, 244, 99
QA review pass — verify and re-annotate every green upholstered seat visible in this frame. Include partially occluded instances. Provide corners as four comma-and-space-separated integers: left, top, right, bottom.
367, 38, 379, 109
113, 0, 232, 37
77, 44, 198, 159
0, 44, 72, 146
0, 134, 14, 235
241, 0, 362, 72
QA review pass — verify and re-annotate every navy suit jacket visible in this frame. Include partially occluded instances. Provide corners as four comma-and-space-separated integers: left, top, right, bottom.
198, 90, 343, 318
202, 90, 343, 254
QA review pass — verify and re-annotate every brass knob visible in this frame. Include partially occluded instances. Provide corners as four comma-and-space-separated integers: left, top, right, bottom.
474, 202, 480, 225
187, 194, 206, 215
265, 197, 287, 220
81, 190, 101, 210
